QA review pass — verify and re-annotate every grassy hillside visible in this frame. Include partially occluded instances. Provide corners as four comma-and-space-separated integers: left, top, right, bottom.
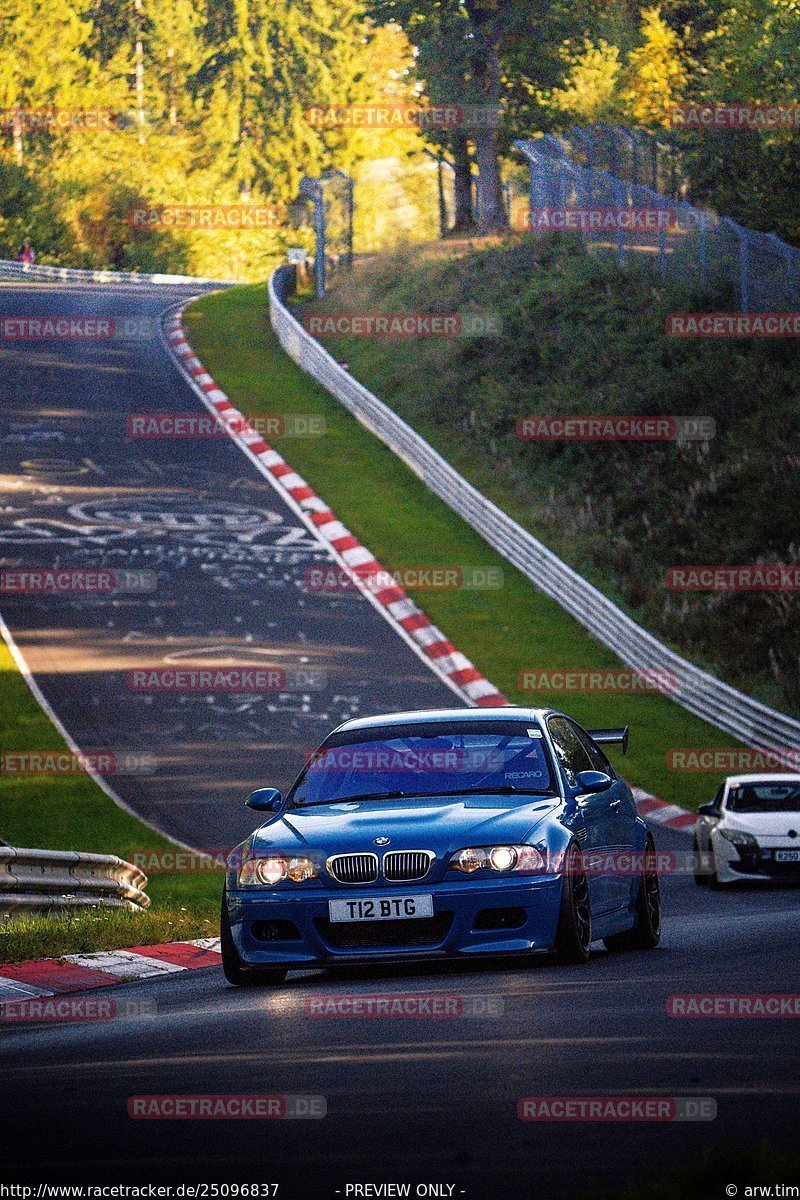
302, 236, 800, 718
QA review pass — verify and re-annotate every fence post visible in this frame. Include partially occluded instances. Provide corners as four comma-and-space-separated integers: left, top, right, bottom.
613, 177, 626, 264
299, 176, 326, 297
321, 166, 355, 271
698, 211, 707, 290
658, 215, 667, 279
740, 228, 750, 314
768, 231, 795, 310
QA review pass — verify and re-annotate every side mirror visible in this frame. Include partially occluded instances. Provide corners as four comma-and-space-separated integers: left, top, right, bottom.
698, 802, 718, 817
246, 787, 282, 812
575, 770, 613, 795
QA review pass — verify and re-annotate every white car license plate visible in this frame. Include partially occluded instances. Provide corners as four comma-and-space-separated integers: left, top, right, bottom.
328, 895, 434, 923
776, 850, 800, 863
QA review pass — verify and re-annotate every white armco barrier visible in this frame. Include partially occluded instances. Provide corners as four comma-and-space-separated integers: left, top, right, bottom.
0, 847, 149, 918
0, 257, 233, 287
269, 264, 800, 755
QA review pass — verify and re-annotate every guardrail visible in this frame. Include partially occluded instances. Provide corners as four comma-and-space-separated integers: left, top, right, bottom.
269, 264, 800, 754
0, 847, 149, 919
0, 258, 233, 287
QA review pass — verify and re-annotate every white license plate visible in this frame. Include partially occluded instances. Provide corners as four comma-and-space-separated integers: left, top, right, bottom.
776, 850, 800, 863
328, 895, 434, 923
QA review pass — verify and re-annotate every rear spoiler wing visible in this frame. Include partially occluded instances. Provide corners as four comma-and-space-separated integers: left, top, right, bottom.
587, 726, 629, 755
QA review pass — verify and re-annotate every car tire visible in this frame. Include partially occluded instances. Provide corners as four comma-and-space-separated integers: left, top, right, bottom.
220, 890, 288, 987
603, 833, 661, 952
693, 834, 710, 886
553, 842, 591, 964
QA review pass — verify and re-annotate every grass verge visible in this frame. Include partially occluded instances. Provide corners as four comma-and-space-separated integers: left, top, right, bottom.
183, 278, 745, 812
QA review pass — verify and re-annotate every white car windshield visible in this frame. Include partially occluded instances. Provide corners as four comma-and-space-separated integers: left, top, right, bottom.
727, 782, 800, 813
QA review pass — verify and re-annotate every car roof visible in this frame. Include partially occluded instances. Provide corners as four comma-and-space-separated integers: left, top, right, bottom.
725, 773, 800, 785
333, 706, 554, 734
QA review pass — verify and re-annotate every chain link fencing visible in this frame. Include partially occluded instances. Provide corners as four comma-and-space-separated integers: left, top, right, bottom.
515, 126, 800, 313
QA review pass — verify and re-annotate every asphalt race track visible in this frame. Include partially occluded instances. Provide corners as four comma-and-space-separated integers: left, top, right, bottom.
2, 279, 799, 1198
2, 823, 800, 1197
0, 279, 457, 849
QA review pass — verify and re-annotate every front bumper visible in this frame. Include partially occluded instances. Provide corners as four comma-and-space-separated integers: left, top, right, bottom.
713, 837, 800, 883
227, 875, 564, 967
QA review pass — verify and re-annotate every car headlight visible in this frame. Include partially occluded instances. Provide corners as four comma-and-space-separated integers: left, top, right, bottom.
451, 845, 544, 874
238, 855, 317, 886
718, 828, 758, 849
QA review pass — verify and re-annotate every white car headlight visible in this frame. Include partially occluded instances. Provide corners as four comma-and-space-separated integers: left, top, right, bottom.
718, 828, 758, 848
238, 855, 317, 886
451, 844, 544, 874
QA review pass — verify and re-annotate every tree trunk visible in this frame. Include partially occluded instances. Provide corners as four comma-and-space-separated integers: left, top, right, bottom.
466, 2, 508, 233
472, 124, 506, 231
451, 134, 474, 233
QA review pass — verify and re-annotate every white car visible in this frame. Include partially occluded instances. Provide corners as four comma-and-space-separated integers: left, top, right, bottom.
694, 773, 800, 886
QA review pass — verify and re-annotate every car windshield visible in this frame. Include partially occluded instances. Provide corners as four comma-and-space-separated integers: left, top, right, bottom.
727, 782, 800, 813
287, 721, 557, 806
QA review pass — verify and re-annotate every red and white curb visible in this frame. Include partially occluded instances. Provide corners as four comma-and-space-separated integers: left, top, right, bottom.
631, 788, 696, 832
160, 307, 697, 832
161, 305, 507, 709
0, 937, 221, 1005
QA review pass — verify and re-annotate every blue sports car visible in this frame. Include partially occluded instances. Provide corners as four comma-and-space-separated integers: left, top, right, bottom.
221, 707, 661, 984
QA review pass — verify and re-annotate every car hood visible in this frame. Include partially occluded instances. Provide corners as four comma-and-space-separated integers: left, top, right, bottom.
246, 793, 561, 857
720, 811, 800, 839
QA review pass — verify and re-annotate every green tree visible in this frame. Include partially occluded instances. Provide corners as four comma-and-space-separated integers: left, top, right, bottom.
546, 37, 622, 122
0, 0, 95, 162
618, 6, 687, 126
680, 0, 800, 242
195, 0, 371, 204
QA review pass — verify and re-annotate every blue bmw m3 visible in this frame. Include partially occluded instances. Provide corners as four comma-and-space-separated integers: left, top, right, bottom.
221, 707, 661, 984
